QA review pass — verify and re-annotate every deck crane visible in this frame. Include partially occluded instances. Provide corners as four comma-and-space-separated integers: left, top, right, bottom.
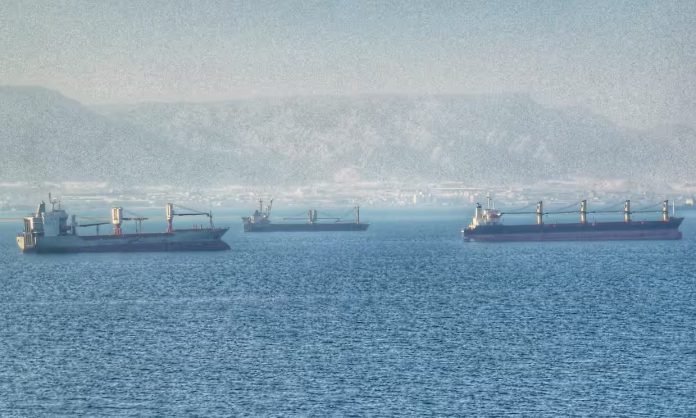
110, 208, 149, 236
283, 206, 361, 224
165, 203, 214, 233
121, 208, 149, 234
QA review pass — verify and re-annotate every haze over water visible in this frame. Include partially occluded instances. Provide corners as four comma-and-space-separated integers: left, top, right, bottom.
2, 1, 696, 415
1, 212, 695, 415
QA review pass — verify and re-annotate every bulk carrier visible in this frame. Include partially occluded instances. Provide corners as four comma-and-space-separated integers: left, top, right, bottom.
463, 197, 683, 242
16, 196, 229, 253
242, 200, 369, 232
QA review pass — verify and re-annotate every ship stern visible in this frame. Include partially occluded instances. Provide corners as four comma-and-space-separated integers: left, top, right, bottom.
16, 233, 36, 252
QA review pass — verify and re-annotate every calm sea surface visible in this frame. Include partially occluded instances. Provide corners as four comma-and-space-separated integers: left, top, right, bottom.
1, 210, 695, 416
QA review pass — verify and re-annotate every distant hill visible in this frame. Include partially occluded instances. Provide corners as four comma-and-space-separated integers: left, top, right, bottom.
0, 86, 233, 187
2, 86, 695, 189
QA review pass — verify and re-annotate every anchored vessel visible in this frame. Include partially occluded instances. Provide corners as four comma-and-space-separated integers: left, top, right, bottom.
17, 196, 229, 253
242, 200, 369, 232
463, 197, 683, 242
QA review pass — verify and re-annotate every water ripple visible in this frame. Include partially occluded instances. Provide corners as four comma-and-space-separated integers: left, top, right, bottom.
1, 218, 695, 415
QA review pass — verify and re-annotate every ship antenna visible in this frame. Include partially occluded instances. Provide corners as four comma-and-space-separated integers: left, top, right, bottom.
486, 193, 492, 209
48, 192, 59, 211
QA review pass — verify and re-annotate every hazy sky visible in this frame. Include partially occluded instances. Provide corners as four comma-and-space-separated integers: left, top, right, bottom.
1, 1, 694, 129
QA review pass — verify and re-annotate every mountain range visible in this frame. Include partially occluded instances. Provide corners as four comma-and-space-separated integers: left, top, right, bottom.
1, 86, 694, 190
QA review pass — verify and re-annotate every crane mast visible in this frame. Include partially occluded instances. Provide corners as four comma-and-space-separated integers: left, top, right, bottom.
166, 203, 214, 232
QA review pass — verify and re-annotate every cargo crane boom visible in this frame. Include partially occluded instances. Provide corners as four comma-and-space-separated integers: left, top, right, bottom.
77, 221, 110, 236
165, 203, 214, 232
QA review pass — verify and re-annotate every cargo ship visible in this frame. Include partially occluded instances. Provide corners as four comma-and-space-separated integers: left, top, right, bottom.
242, 200, 369, 232
462, 197, 683, 242
16, 196, 230, 253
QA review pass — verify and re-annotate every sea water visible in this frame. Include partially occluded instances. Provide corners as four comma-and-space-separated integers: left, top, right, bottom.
1, 210, 695, 415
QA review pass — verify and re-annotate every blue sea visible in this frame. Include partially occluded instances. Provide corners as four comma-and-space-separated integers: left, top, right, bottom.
1, 209, 695, 416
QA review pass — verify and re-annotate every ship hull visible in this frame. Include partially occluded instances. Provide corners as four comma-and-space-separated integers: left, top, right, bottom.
244, 223, 369, 232
463, 219, 683, 242
17, 228, 230, 253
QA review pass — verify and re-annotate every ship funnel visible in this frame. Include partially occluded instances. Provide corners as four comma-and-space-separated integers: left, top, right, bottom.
580, 200, 587, 224
624, 200, 631, 222
536, 201, 544, 225
112, 207, 123, 236
662, 200, 670, 222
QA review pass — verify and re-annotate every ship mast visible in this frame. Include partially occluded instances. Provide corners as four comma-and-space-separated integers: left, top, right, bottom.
48, 192, 60, 211
624, 200, 631, 222
112, 207, 123, 236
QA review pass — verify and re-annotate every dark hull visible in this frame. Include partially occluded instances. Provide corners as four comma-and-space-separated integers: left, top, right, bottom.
18, 228, 230, 253
28, 240, 231, 253
464, 218, 683, 242
244, 222, 369, 232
